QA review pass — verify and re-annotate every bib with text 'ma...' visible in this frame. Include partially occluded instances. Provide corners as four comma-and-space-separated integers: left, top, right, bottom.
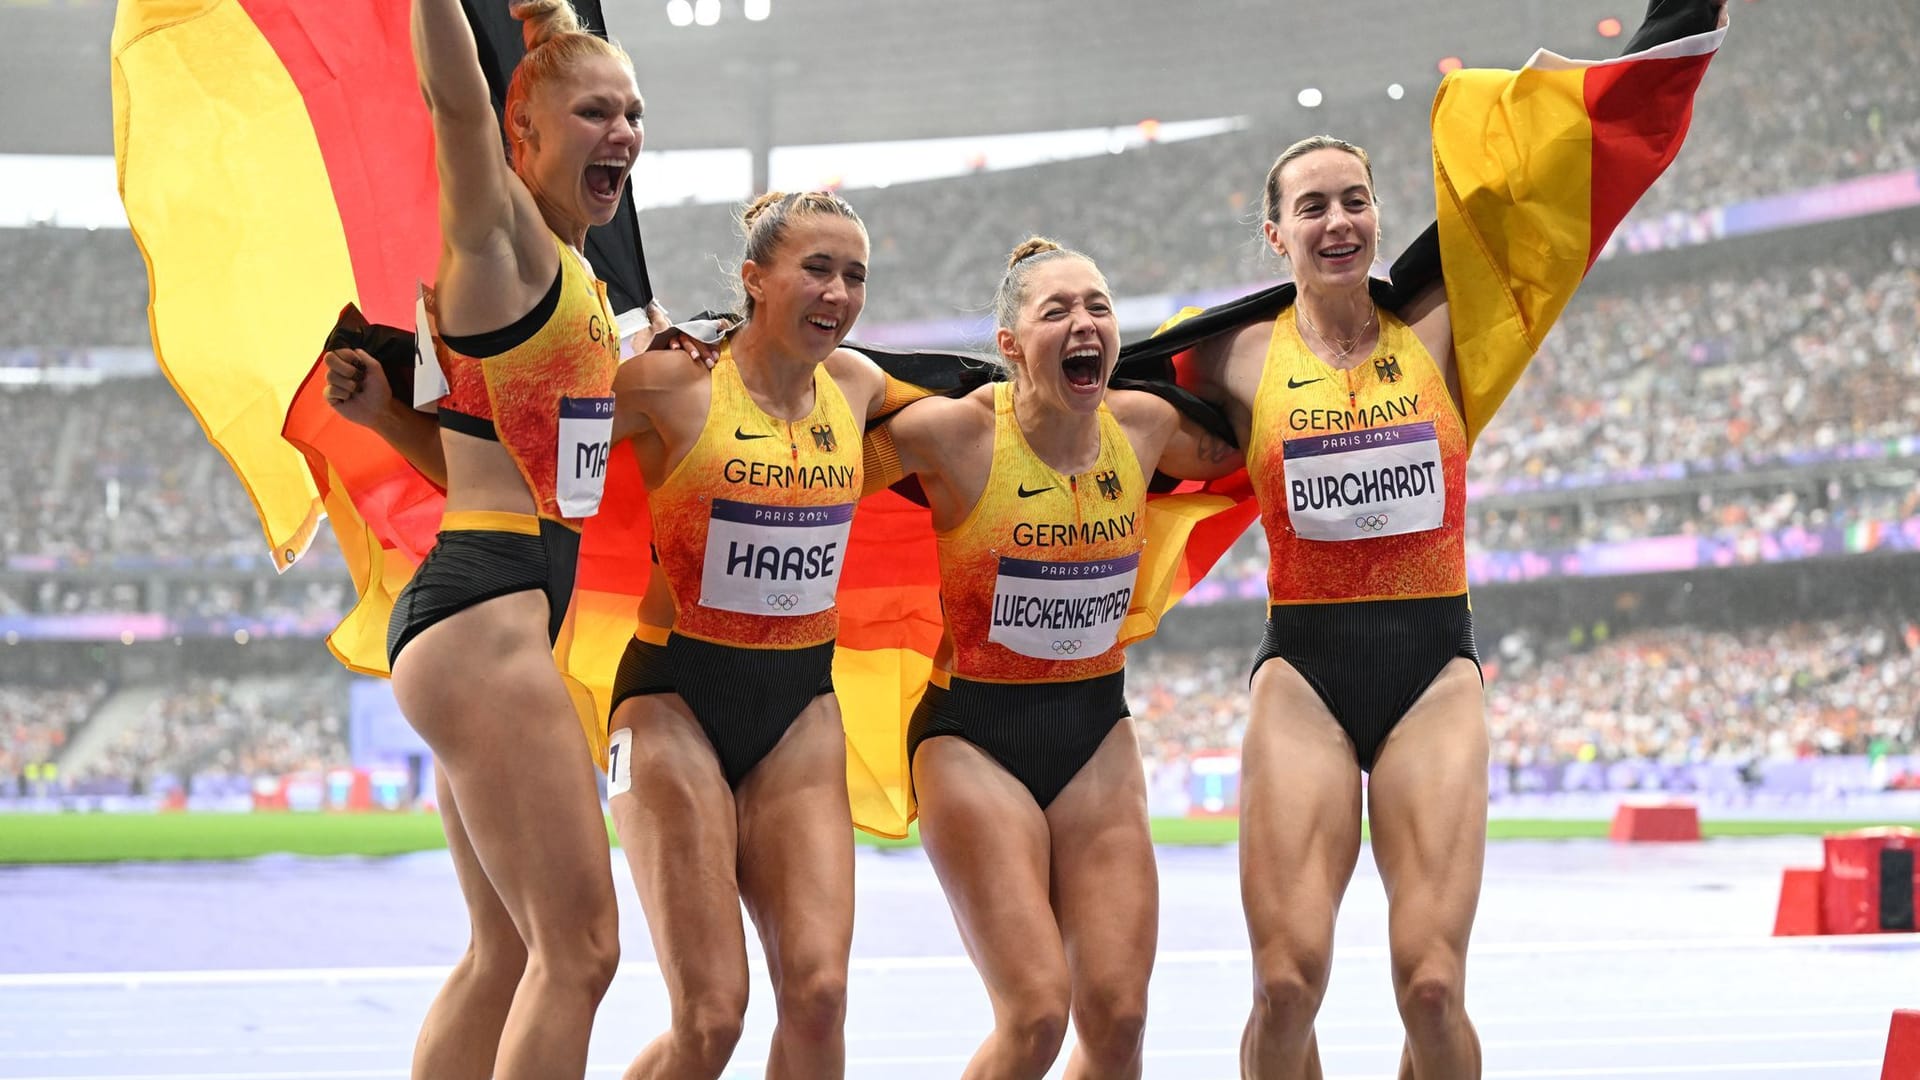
987, 551, 1140, 661
555, 396, 616, 519
698, 498, 856, 617
1282, 419, 1445, 541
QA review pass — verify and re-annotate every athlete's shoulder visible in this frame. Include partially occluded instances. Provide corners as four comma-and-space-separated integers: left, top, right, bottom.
1103, 387, 1177, 428
614, 346, 710, 395
825, 345, 883, 377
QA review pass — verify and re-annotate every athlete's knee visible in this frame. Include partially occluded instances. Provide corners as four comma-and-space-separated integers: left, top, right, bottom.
1391, 957, 1466, 1030
1000, 986, 1071, 1071
674, 988, 748, 1074
1251, 949, 1332, 1028
528, 903, 620, 1001
1072, 984, 1148, 1064
460, 928, 529, 994
773, 965, 847, 1042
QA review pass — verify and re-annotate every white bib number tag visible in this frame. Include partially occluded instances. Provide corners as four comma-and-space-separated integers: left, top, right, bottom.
606, 727, 633, 798
1282, 420, 1445, 541
413, 282, 449, 411
556, 396, 615, 518
698, 499, 855, 616
988, 552, 1140, 660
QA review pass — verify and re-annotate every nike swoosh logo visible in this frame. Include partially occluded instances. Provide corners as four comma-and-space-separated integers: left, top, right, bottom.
734, 427, 772, 441
1287, 376, 1325, 389
1017, 484, 1055, 499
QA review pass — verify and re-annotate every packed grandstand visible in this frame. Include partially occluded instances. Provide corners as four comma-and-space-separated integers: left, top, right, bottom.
2, 0, 1916, 806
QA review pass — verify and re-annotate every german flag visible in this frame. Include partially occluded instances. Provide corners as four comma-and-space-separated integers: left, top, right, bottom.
1124, 0, 1726, 452
111, 0, 649, 730
550, 340, 1257, 837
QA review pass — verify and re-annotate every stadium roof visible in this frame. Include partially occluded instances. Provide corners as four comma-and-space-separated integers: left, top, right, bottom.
16, 0, 1644, 155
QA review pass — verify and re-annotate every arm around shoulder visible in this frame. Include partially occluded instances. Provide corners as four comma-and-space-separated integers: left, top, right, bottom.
1111, 389, 1242, 482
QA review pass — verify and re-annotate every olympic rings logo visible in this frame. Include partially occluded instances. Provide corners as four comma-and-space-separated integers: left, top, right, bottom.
765, 593, 801, 611
1354, 513, 1390, 532
1051, 639, 1085, 655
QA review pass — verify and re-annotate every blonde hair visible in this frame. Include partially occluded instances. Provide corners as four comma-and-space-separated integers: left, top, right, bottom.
735, 190, 868, 318
993, 236, 1098, 331
504, 0, 634, 167
1262, 135, 1375, 223
991, 236, 1107, 378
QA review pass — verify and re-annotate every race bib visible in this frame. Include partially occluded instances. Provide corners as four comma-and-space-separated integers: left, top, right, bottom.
988, 552, 1139, 661
606, 727, 633, 798
555, 396, 615, 518
1282, 420, 1445, 541
698, 499, 855, 616
413, 283, 449, 411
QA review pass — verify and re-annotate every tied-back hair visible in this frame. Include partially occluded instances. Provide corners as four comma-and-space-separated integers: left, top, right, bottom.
993, 236, 1098, 331
504, 0, 633, 166
735, 190, 867, 319
1262, 135, 1375, 224
990, 236, 1104, 378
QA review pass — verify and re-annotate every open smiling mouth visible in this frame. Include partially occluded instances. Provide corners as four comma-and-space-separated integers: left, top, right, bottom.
586, 159, 627, 202
1062, 348, 1102, 389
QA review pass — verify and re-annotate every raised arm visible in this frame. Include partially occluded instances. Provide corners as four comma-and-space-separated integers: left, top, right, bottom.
413, 0, 521, 257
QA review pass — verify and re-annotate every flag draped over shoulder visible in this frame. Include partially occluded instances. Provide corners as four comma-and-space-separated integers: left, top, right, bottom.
1114, 0, 1725, 602
111, 1, 647, 720
555, 342, 1260, 838
839, 352, 1264, 836
1121, 0, 1724, 454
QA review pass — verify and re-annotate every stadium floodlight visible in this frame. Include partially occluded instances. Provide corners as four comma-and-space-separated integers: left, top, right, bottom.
1388, 83, 1405, 100
1438, 56, 1463, 74
666, 0, 693, 26
1597, 16, 1623, 37
694, 0, 721, 25
1297, 88, 1323, 108
745, 0, 771, 21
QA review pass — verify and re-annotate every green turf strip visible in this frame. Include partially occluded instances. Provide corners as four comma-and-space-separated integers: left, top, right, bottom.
2, 813, 1915, 864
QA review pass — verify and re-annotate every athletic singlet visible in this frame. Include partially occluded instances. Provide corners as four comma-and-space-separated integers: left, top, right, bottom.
646, 342, 863, 648
434, 235, 620, 528
1245, 306, 1468, 604
938, 382, 1147, 684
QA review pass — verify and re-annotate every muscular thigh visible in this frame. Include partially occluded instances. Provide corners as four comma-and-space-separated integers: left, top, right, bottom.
914, 736, 1064, 989
391, 595, 613, 941
1241, 657, 1365, 937
735, 694, 855, 972
1366, 659, 1488, 939
608, 693, 748, 979
1045, 719, 1156, 993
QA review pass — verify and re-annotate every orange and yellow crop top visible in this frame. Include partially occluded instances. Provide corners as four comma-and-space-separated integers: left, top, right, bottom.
1244, 306, 1468, 604
435, 235, 621, 528
936, 382, 1147, 684
645, 342, 865, 649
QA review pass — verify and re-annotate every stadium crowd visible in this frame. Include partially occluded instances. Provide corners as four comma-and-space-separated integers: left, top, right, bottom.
3, 238, 1914, 572
1129, 619, 1920, 770
1, 683, 107, 795
2, 0, 1917, 795
77, 676, 348, 792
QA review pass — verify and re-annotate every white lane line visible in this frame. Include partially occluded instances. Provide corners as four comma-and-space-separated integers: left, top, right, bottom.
1, 932, 1912, 989
0, 1052, 1888, 1080
1483, 1063, 1881, 1078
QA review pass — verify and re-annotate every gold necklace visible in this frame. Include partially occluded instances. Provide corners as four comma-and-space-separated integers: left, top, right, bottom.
1298, 303, 1376, 366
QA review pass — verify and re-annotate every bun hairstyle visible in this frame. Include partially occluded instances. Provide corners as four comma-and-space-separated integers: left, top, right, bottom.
993, 235, 1093, 331
1006, 237, 1063, 270
1262, 134, 1375, 225
503, 0, 633, 167
511, 0, 584, 48
735, 190, 868, 319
